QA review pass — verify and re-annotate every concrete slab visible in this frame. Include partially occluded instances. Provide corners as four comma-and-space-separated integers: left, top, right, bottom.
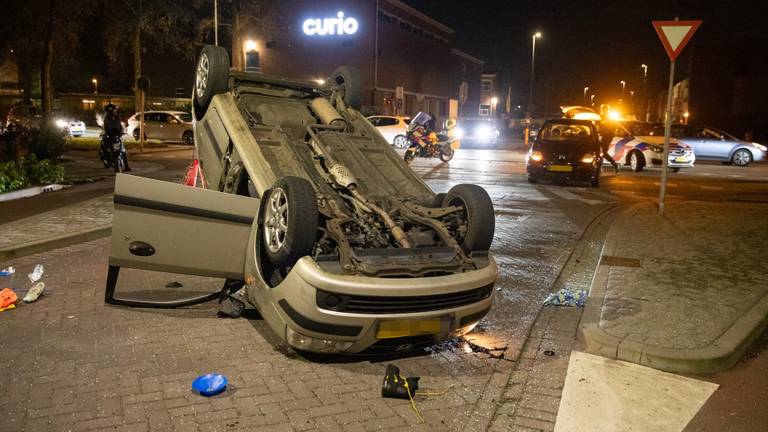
555, 351, 718, 432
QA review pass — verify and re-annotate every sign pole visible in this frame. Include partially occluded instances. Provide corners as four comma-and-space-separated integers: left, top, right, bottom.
658, 59, 675, 215
139, 90, 145, 153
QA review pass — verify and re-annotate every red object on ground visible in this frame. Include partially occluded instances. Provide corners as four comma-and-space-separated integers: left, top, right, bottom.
0, 288, 17, 310
183, 159, 207, 188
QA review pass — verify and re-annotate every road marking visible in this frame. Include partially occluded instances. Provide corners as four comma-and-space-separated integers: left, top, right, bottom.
555, 351, 718, 432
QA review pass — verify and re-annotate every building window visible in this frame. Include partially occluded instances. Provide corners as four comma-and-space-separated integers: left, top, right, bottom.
481, 81, 491, 92
479, 105, 491, 116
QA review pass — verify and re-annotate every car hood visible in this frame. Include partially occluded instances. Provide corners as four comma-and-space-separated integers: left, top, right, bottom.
535, 140, 599, 159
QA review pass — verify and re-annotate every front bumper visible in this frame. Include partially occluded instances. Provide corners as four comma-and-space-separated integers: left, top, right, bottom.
527, 161, 597, 181
650, 152, 695, 168
253, 255, 498, 354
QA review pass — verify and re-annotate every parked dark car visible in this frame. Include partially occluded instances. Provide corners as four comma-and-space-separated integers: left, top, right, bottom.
526, 119, 602, 187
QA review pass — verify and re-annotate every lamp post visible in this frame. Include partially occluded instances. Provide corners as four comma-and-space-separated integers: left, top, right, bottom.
529, 32, 542, 114
583, 86, 589, 105
590, 94, 596, 107
91, 78, 98, 95
620, 80, 626, 101
641, 64, 648, 121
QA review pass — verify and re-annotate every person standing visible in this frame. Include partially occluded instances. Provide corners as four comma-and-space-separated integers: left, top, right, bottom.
599, 121, 619, 173
102, 103, 131, 171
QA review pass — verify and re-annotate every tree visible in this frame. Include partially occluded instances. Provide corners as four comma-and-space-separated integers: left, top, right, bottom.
100, 0, 198, 111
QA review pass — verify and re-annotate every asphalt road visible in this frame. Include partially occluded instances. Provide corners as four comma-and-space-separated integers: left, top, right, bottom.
2, 146, 766, 430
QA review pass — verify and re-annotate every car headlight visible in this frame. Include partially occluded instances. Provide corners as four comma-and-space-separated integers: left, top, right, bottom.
55, 119, 68, 128
581, 153, 596, 164
754, 143, 767, 152
286, 327, 353, 353
650, 145, 663, 153
475, 125, 492, 141
529, 150, 543, 162
452, 127, 464, 139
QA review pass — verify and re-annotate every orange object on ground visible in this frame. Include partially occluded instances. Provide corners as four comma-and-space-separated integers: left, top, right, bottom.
0, 288, 18, 310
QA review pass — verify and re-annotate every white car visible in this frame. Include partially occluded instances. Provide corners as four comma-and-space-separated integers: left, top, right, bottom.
367, 115, 411, 148
65, 120, 86, 137
607, 121, 695, 172
126, 110, 194, 144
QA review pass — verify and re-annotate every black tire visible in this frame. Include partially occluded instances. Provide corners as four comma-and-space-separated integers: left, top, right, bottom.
182, 130, 194, 145
444, 184, 495, 252
434, 192, 447, 207
194, 45, 230, 117
628, 150, 645, 172
132, 129, 141, 141
330, 66, 363, 110
671, 167, 680, 173
439, 146, 454, 162
404, 148, 416, 165
731, 148, 752, 167
527, 175, 538, 184
263, 177, 318, 269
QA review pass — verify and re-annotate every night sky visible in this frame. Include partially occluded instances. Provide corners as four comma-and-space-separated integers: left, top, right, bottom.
403, 0, 766, 107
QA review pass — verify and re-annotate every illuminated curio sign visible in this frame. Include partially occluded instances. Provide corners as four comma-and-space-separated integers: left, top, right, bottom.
303, 11, 359, 36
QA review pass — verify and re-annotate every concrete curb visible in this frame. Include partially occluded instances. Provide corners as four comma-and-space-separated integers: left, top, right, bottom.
578, 202, 768, 374
0, 225, 111, 260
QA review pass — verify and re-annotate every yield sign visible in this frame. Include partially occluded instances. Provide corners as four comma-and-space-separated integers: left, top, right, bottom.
652, 20, 702, 61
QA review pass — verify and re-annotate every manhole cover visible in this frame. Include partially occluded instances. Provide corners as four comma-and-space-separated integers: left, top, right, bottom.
600, 255, 642, 267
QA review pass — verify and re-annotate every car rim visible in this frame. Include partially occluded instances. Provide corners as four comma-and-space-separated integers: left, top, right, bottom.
394, 136, 405, 147
734, 150, 750, 166
195, 54, 209, 99
264, 188, 289, 253
630, 153, 638, 170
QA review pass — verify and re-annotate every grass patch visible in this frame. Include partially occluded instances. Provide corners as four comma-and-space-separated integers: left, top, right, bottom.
67, 136, 168, 151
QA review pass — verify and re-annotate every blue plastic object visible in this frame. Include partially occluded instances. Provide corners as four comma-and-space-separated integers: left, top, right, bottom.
543, 288, 588, 307
192, 373, 228, 397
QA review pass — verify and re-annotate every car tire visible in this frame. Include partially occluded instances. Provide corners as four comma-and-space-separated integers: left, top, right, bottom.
330, 66, 363, 110
527, 175, 538, 184
393, 135, 408, 148
193, 45, 230, 118
132, 129, 141, 141
444, 184, 495, 253
182, 130, 194, 145
629, 151, 645, 172
671, 167, 680, 173
731, 148, 752, 167
434, 192, 446, 207
439, 147, 454, 162
263, 176, 318, 269
404, 148, 416, 165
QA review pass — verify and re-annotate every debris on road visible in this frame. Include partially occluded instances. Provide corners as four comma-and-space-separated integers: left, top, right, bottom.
28, 264, 44, 283
0, 266, 14, 277
192, 373, 228, 397
382, 364, 423, 422
0, 288, 17, 311
543, 288, 587, 307
23, 282, 45, 303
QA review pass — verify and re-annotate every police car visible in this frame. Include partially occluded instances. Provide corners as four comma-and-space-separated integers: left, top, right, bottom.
606, 121, 695, 172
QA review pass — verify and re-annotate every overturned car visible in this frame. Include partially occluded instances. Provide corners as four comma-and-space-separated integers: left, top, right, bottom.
105, 45, 497, 354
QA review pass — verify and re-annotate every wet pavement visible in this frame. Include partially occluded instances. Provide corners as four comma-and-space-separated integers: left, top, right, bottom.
1, 148, 766, 431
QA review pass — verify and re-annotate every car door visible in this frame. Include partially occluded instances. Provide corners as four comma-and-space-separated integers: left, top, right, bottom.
376, 117, 399, 143
142, 113, 160, 139
105, 174, 260, 307
698, 128, 731, 160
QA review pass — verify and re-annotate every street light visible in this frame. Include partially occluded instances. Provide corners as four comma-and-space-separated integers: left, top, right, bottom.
91, 78, 98, 95
590, 94, 596, 107
583, 86, 589, 105
620, 80, 626, 100
529, 31, 542, 114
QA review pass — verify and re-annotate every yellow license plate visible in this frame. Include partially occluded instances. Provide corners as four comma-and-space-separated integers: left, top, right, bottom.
548, 165, 573, 172
674, 157, 688, 162
376, 319, 442, 339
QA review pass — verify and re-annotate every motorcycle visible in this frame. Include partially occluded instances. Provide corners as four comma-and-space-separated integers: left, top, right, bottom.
99, 134, 127, 173
403, 113, 461, 165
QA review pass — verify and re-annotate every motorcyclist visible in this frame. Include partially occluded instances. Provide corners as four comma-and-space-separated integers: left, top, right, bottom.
102, 103, 131, 171
407, 112, 434, 148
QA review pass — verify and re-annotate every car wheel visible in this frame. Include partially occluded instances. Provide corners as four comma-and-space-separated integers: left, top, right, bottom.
263, 177, 318, 269
132, 129, 141, 141
444, 184, 495, 252
629, 151, 645, 172
671, 167, 680, 173
439, 147, 454, 162
330, 66, 363, 110
393, 135, 408, 148
434, 192, 446, 207
731, 149, 752, 167
193, 45, 230, 118
182, 130, 194, 145
404, 149, 416, 165
527, 175, 538, 184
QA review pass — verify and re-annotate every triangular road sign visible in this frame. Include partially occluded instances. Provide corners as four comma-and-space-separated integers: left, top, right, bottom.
653, 20, 702, 61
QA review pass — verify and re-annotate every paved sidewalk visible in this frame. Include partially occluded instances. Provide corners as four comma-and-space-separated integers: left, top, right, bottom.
580, 201, 768, 373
